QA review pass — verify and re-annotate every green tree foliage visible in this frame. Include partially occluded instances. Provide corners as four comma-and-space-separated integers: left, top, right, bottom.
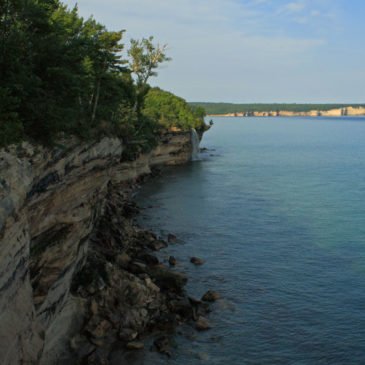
127, 36, 171, 115
128, 36, 171, 89
0, 0, 135, 146
142, 88, 206, 131
0, 0, 199, 151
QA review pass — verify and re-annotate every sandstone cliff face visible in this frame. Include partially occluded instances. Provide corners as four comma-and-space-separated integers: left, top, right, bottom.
208, 106, 365, 118
0, 132, 195, 364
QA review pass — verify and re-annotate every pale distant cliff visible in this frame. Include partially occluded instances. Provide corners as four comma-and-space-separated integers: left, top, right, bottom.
208, 106, 365, 117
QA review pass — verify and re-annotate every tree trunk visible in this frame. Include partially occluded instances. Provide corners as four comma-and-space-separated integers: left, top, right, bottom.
91, 79, 101, 124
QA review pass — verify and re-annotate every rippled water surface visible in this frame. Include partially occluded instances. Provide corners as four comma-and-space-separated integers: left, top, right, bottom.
135, 117, 365, 364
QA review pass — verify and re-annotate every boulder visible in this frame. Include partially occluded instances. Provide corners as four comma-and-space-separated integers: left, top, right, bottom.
147, 266, 187, 294
188, 296, 201, 306
196, 316, 211, 331
201, 290, 220, 302
169, 256, 178, 266
137, 253, 159, 266
86, 351, 108, 364
190, 257, 204, 265
69, 335, 96, 358
128, 261, 147, 274
118, 328, 138, 342
148, 239, 168, 251
85, 317, 112, 339
196, 302, 212, 315
116, 253, 131, 269
144, 277, 160, 292
126, 341, 144, 350
153, 335, 172, 357
154, 313, 177, 330
168, 233, 181, 243
168, 299, 194, 320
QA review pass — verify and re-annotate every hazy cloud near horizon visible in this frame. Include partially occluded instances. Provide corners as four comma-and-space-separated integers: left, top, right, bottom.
62, 0, 365, 103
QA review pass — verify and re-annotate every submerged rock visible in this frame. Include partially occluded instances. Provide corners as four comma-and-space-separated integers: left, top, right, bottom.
196, 316, 212, 331
168, 233, 181, 243
169, 256, 178, 266
188, 296, 211, 316
190, 257, 204, 265
147, 266, 187, 294
202, 290, 220, 302
168, 298, 194, 320
148, 239, 168, 251
153, 335, 172, 357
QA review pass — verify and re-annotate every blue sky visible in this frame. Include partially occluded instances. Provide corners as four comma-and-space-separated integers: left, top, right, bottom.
61, 0, 365, 103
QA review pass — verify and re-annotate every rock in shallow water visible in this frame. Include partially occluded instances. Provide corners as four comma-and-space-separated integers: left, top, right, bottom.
196, 316, 212, 331
168, 298, 194, 319
169, 256, 178, 266
202, 290, 220, 302
190, 257, 204, 265
168, 233, 181, 243
148, 239, 168, 251
153, 335, 172, 357
146, 266, 187, 294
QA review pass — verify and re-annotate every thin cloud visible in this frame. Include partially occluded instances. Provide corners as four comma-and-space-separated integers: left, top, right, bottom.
294, 17, 310, 24
60, 0, 364, 103
285, 1, 307, 12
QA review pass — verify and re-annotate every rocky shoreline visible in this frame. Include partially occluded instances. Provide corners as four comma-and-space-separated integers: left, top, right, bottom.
0, 131, 211, 364
70, 178, 214, 363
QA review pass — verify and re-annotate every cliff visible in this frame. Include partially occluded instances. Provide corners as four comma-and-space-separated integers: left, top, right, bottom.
0, 131, 203, 364
208, 106, 365, 117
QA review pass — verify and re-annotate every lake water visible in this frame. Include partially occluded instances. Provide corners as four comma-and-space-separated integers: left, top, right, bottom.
136, 116, 365, 364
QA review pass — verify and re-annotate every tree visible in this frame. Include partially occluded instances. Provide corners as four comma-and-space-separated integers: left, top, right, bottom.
0, 1, 180, 148
127, 36, 171, 115
142, 88, 207, 131
128, 36, 171, 88
0, 0, 133, 145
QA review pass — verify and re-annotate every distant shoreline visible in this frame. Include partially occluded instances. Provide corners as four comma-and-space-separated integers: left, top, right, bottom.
207, 106, 365, 118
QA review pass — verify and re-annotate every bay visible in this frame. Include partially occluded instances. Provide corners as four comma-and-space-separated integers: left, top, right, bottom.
136, 116, 365, 364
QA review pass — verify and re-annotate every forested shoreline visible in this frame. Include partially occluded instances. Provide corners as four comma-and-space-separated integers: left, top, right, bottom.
0, 0, 206, 148
190, 102, 365, 115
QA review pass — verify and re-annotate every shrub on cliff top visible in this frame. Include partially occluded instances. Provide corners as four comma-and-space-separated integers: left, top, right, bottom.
142, 88, 207, 132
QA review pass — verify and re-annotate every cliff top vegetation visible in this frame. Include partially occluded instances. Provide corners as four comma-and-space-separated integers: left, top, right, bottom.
0, 0, 206, 148
143, 88, 206, 131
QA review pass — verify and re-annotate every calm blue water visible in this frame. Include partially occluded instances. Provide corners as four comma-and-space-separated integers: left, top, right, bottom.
136, 117, 365, 364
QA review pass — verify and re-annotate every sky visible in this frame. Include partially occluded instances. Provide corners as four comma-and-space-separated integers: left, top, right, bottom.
61, 0, 365, 103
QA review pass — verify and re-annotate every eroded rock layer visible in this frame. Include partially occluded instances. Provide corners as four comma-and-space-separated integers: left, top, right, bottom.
0, 132, 197, 364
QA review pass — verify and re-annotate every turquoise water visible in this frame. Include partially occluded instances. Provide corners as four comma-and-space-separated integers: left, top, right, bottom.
136, 117, 365, 364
